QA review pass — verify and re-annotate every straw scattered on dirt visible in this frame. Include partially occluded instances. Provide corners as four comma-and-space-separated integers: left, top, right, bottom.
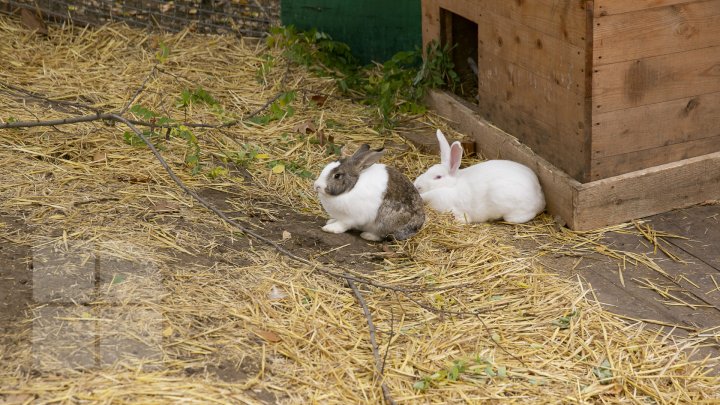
0, 16, 718, 404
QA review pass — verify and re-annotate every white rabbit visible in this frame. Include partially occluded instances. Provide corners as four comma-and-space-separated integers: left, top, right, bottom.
413, 129, 545, 224
314, 144, 425, 241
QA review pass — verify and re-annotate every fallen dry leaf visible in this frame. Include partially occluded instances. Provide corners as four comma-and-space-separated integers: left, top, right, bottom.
253, 328, 281, 343
92, 151, 107, 163
317, 129, 332, 146
152, 200, 180, 214
292, 119, 316, 135
20, 8, 48, 36
310, 94, 328, 107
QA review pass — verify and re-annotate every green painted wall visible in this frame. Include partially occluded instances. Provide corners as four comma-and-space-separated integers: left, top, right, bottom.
280, 0, 422, 64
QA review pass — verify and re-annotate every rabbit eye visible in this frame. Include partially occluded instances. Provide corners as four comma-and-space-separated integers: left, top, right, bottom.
333, 173, 343, 179
434, 175, 442, 180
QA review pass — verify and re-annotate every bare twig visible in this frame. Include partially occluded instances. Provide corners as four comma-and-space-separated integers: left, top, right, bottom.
0, 81, 102, 113
0, 113, 112, 128
381, 306, 395, 374
347, 279, 396, 405
119, 65, 158, 115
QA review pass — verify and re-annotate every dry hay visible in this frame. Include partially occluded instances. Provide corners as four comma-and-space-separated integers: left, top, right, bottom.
0, 16, 718, 404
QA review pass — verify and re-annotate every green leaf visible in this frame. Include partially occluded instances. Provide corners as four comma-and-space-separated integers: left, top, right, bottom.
592, 359, 613, 384
129, 104, 158, 120
413, 379, 429, 391
110, 274, 125, 285
156, 42, 170, 63
207, 167, 229, 179
553, 310, 578, 330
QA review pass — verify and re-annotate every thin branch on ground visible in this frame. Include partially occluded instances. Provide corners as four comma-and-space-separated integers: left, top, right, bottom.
119, 65, 158, 115
0, 81, 102, 114
347, 279, 396, 405
381, 306, 395, 374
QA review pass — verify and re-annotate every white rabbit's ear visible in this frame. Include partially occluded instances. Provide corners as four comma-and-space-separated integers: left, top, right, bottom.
436, 129, 451, 166
449, 142, 463, 175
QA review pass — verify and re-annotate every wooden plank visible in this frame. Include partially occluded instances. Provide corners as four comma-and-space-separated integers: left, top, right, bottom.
477, 10, 586, 94
574, 151, 720, 230
425, 89, 580, 226
650, 205, 720, 272
591, 135, 720, 179
594, 0, 720, 65
592, 45, 720, 113
421, 0, 441, 50
436, 0, 480, 23
592, 91, 720, 159
595, 0, 701, 16
435, 0, 588, 47
477, 52, 588, 180
477, 0, 588, 48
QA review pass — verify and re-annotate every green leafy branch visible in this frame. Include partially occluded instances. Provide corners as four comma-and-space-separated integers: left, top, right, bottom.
266, 26, 460, 129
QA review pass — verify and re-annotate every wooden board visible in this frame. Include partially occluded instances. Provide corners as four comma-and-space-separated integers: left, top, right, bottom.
477, 9, 586, 94
594, 0, 720, 65
477, 52, 588, 181
592, 91, 720, 160
595, 0, 702, 16
431, 0, 588, 47
592, 45, 720, 113
650, 205, 720, 272
591, 134, 720, 179
425, 89, 579, 225
575, 151, 720, 230
421, 0, 441, 50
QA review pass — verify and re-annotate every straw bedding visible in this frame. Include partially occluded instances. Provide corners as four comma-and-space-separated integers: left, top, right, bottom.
0, 16, 718, 404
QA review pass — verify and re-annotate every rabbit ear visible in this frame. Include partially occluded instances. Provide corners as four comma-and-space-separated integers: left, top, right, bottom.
351, 145, 384, 171
449, 141, 463, 175
436, 129, 451, 166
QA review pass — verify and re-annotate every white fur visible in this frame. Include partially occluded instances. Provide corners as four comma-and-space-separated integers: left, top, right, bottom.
314, 162, 389, 239
413, 129, 545, 224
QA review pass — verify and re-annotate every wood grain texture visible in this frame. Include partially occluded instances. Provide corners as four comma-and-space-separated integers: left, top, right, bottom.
425, 89, 579, 225
595, 0, 700, 15
478, 0, 588, 47
651, 205, 720, 272
434, 0, 588, 46
592, 91, 720, 159
478, 52, 588, 180
421, 0, 440, 50
591, 134, 720, 179
477, 10, 586, 93
592, 45, 720, 113
594, 0, 720, 65
574, 151, 720, 230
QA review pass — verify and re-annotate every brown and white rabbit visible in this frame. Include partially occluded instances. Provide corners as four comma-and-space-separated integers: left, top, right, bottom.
414, 130, 545, 224
314, 144, 425, 241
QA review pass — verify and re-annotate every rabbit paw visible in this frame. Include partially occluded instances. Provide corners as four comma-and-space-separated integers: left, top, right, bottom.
322, 221, 349, 234
360, 232, 382, 241
325, 218, 337, 225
